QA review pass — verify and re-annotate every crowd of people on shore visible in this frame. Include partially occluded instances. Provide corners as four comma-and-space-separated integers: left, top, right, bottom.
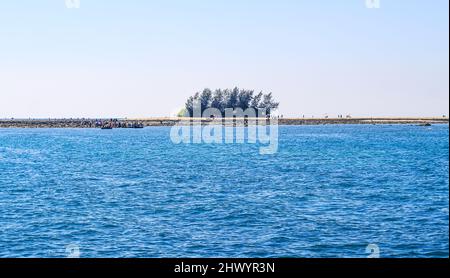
77, 119, 144, 129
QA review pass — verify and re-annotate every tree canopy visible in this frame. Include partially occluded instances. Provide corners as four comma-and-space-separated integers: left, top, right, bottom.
184, 87, 279, 117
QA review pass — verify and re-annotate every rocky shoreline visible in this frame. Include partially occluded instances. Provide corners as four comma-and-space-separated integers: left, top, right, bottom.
0, 117, 448, 128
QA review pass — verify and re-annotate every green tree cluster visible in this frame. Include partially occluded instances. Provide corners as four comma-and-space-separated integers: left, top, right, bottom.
185, 87, 279, 117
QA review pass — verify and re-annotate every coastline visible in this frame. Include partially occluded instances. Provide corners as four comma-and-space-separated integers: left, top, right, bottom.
0, 117, 448, 128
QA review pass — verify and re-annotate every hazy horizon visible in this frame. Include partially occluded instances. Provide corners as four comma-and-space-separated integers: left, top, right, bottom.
0, 0, 449, 118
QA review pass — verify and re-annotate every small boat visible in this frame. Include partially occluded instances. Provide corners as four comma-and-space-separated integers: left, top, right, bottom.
418, 123, 432, 127
101, 126, 113, 130
130, 123, 144, 129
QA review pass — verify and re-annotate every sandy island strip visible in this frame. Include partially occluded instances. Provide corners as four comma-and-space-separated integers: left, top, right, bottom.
0, 117, 448, 128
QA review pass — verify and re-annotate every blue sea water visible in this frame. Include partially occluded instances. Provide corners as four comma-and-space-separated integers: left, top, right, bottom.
0, 125, 448, 258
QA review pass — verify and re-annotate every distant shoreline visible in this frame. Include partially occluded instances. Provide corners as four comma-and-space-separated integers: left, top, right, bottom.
0, 117, 448, 128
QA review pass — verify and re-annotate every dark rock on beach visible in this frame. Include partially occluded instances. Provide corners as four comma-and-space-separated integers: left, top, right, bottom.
0, 117, 448, 128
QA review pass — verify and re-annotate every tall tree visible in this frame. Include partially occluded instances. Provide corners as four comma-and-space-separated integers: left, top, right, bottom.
237, 89, 254, 110
262, 93, 279, 116
185, 96, 195, 116
251, 92, 263, 110
226, 87, 239, 109
199, 89, 212, 113
211, 89, 225, 115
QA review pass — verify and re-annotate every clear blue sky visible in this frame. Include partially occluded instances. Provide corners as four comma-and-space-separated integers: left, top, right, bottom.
0, 0, 448, 118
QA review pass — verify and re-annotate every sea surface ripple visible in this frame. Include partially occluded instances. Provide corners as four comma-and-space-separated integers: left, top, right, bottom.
0, 125, 448, 258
